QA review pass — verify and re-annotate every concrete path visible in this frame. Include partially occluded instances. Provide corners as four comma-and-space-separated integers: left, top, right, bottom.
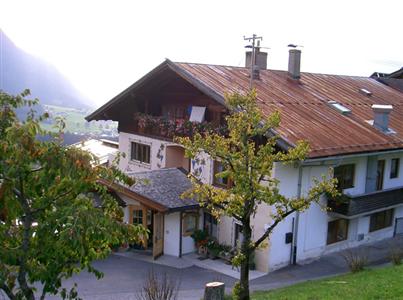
43, 236, 402, 299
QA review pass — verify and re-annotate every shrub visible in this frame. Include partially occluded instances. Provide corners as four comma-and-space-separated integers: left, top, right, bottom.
137, 270, 180, 300
341, 248, 368, 273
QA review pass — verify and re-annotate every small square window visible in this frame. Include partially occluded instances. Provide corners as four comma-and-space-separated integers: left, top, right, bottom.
390, 158, 400, 179
130, 142, 150, 164
327, 219, 349, 245
369, 209, 393, 232
334, 164, 355, 190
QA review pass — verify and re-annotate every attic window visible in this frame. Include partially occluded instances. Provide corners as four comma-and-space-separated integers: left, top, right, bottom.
359, 88, 372, 96
328, 101, 351, 115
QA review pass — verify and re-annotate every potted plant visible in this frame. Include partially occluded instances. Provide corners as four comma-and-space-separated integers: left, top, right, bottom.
191, 229, 209, 256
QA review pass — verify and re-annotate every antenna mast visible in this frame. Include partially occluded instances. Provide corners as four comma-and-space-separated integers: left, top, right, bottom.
244, 34, 263, 89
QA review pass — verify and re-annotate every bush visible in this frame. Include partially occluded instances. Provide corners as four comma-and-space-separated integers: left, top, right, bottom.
137, 270, 180, 300
341, 248, 368, 273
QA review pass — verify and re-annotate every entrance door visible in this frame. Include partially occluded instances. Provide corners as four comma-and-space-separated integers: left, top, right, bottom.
153, 212, 164, 259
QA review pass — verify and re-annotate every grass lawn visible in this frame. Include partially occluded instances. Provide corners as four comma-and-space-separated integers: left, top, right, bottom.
250, 264, 403, 299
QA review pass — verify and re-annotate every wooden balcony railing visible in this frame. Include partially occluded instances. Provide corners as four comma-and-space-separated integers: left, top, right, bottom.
327, 188, 403, 217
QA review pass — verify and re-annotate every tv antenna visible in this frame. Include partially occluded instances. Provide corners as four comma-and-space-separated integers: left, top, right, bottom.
244, 34, 263, 89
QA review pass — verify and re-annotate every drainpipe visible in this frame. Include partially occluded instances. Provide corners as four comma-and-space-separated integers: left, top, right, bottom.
291, 165, 303, 265
179, 212, 183, 258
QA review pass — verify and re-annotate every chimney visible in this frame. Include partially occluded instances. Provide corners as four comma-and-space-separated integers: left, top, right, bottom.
245, 48, 267, 79
288, 49, 301, 79
372, 104, 393, 132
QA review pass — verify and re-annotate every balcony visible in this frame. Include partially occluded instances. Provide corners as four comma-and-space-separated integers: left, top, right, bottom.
132, 112, 228, 139
327, 187, 403, 217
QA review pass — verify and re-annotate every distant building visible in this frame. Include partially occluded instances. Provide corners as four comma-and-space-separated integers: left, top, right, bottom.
72, 139, 119, 166
371, 67, 403, 92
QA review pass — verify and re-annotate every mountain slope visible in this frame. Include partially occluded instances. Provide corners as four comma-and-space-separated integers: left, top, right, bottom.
0, 30, 91, 109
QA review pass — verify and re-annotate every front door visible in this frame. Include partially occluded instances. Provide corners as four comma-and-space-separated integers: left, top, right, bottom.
153, 212, 164, 259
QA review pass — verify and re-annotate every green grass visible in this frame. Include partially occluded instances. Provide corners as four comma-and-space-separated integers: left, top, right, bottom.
248, 265, 403, 300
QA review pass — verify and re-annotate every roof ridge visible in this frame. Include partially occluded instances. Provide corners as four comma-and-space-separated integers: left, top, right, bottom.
173, 61, 373, 79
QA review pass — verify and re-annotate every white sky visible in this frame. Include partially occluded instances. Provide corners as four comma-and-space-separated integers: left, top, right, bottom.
1, 0, 402, 106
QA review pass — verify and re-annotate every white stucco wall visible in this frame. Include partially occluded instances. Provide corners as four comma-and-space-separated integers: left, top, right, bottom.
269, 152, 403, 269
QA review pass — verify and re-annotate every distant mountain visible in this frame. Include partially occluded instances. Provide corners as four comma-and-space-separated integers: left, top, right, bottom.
0, 30, 91, 109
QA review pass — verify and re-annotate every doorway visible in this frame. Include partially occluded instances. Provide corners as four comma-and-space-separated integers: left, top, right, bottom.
129, 206, 154, 249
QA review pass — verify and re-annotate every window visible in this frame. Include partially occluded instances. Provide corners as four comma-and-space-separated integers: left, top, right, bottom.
132, 209, 143, 225
204, 212, 218, 238
369, 209, 393, 232
213, 160, 230, 188
234, 223, 244, 247
182, 213, 198, 236
334, 164, 355, 190
130, 142, 150, 164
390, 158, 400, 179
327, 219, 349, 245
376, 160, 385, 191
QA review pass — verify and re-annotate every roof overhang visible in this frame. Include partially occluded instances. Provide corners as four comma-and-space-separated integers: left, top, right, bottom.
85, 59, 226, 122
97, 178, 168, 212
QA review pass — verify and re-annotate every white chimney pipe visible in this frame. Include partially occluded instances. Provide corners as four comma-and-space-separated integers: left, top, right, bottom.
372, 104, 393, 132
288, 49, 301, 79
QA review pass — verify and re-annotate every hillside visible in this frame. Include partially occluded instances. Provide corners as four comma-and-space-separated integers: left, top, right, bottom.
0, 29, 90, 109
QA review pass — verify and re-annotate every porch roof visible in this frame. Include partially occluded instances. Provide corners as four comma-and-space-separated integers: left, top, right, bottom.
127, 168, 199, 211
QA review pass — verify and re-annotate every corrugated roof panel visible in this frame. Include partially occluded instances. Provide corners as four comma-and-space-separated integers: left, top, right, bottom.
175, 62, 403, 158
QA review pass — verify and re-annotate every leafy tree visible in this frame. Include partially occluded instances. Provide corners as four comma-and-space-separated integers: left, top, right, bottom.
177, 90, 337, 300
0, 90, 147, 299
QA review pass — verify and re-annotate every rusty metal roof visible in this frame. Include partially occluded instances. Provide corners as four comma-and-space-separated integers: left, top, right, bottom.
87, 59, 403, 159
174, 62, 403, 158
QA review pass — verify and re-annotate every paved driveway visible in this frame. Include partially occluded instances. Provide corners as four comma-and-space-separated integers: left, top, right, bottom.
46, 254, 236, 300
44, 236, 403, 299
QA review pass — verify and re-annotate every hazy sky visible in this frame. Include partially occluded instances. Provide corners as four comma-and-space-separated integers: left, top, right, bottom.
1, 0, 402, 106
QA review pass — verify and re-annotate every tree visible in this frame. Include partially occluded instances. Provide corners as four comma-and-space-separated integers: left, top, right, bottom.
0, 90, 147, 300
177, 90, 338, 300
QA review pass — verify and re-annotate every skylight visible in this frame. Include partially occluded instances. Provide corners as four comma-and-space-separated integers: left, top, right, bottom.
359, 88, 372, 96
328, 101, 351, 115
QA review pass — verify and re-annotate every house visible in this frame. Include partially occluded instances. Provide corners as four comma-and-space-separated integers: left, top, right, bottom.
371, 67, 403, 92
72, 138, 119, 166
86, 47, 403, 272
